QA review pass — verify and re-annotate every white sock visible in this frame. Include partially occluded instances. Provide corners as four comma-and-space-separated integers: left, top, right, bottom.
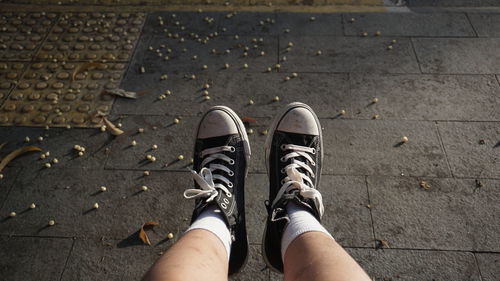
186, 205, 232, 259
280, 202, 334, 260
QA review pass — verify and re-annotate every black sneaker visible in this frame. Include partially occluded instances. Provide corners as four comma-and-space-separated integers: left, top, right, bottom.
262, 102, 324, 273
183, 106, 251, 275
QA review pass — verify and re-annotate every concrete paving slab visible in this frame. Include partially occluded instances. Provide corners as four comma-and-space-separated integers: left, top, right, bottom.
0, 236, 73, 281
129, 34, 278, 74
475, 253, 500, 281
346, 248, 481, 281
413, 38, 500, 74
367, 176, 500, 252
343, 12, 475, 37
147, 11, 222, 36
349, 74, 500, 121
60, 238, 161, 281
114, 72, 350, 117
321, 119, 450, 177
103, 115, 201, 171
218, 12, 276, 35
0, 127, 112, 169
273, 13, 343, 36
0, 167, 22, 211
279, 36, 420, 73
468, 13, 500, 37
0, 169, 192, 238
246, 174, 373, 247
437, 121, 500, 178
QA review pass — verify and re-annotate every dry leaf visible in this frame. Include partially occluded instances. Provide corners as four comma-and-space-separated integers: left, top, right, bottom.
71, 62, 106, 81
139, 227, 151, 245
144, 221, 159, 227
0, 146, 42, 172
102, 89, 138, 99
419, 180, 431, 190
103, 117, 124, 136
139, 221, 159, 245
241, 116, 256, 123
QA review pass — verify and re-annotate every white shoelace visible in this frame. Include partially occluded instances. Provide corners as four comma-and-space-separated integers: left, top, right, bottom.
272, 144, 325, 217
183, 146, 235, 203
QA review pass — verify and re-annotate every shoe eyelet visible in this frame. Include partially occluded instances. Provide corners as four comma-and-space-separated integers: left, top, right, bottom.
280, 168, 285, 173
280, 156, 286, 162
311, 161, 316, 166
229, 159, 235, 165
280, 179, 285, 185
226, 192, 232, 198
228, 171, 234, 176
228, 182, 233, 188
229, 146, 236, 152
280, 144, 287, 151
311, 148, 316, 155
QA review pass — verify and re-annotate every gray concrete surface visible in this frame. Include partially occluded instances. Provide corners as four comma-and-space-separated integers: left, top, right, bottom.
0, 9, 499, 281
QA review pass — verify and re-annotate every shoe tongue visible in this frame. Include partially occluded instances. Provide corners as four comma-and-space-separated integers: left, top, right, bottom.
198, 134, 239, 186
280, 132, 318, 188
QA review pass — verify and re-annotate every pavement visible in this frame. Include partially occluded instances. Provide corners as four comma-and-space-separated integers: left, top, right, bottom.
0, 5, 499, 281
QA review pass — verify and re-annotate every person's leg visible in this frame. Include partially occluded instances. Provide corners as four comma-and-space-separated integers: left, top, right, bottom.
262, 102, 370, 280
142, 229, 228, 281
142, 106, 251, 281
283, 232, 371, 281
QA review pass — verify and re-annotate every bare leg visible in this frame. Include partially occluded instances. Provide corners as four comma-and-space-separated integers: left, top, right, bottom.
283, 232, 371, 281
142, 229, 228, 281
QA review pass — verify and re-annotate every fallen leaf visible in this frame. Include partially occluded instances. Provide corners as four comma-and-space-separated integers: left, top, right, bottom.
102, 89, 138, 99
71, 62, 106, 81
419, 180, 431, 190
139, 227, 151, 245
0, 146, 42, 172
374, 239, 390, 249
144, 221, 159, 227
241, 116, 257, 124
139, 221, 159, 245
103, 117, 124, 136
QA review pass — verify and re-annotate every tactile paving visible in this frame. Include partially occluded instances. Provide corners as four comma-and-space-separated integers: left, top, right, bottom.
0, 12, 58, 61
35, 12, 145, 62
0, 62, 26, 103
0, 62, 126, 127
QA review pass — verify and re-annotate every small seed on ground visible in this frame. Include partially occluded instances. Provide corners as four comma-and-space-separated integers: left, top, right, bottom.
48, 220, 55, 226
141, 185, 148, 191
100, 186, 107, 192
30, 203, 36, 209
167, 233, 174, 239
401, 136, 409, 143
178, 155, 185, 160
93, 203, 99, 209
9, 212, 16, 217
